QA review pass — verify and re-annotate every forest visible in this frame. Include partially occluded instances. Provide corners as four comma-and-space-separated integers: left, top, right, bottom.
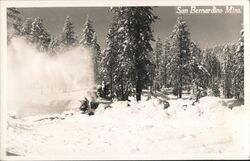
7, 7, 244, 102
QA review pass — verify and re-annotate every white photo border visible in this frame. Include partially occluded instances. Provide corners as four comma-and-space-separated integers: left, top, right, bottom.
0, 0, 249, 160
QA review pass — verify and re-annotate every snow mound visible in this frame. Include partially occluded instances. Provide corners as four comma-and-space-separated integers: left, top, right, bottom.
7, 96, 249, 158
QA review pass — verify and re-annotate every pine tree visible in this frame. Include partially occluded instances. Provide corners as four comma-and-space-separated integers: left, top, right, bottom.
154, 36, 163, 71
133, 7, 157, 101
48, 37, 60, 55
147, 51, 156, 93
101, 21, 119, 98
21, 18, 33, 36
221, 44, 235, 98
203, 48, 221, 88
169, 15, 191, 98
7, 8, 22, 42
80, 16, 101, 84
60, 16, 77, 49
153, 36, 163, 91
212, 81, 220, 97
202, 48, 222, 96
20, 18, 33, 42
91, 32, 102, 84
160, 38, 172, 88
107, 7, 133, 100
233, 29, 244, 99
79, 16, 95, 48
30, 17, 51, 52
108, 7, 157, 101
189, 41, 209, 94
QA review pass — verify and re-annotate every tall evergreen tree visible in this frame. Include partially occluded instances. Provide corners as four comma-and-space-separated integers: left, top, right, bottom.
106, 7, 134, 100
153, 36, 163, 91
189, 41, 209, 93
79, 16, 95, 48
169, 16, 191, 98
20, 18, 33, 42
203, 48, 221, 88
60, 16, 77, 49
92, 32, 102, 84
21, 18, 33, 36
7, 8, 22, 42
48, 37, 60, 55
80, 16, 101, 84
101, 20, 119, 97
133, 7, 157, 101
30, 17, 51, 52
233, 29, 244, 98
202, 48, 221, 96
154, 36, 163, 71
160, 38, 172, 88
221, 44, 235, 98
107, 7, 157, 101
147, 51, 156, 93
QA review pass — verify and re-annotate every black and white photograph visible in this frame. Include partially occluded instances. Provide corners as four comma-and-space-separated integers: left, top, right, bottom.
0, 0, 249, 160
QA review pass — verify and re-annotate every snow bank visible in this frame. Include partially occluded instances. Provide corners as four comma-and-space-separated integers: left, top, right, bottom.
7, 96, 249, 159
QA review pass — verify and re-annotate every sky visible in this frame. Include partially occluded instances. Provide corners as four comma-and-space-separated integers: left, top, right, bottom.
17, 6, 243, 49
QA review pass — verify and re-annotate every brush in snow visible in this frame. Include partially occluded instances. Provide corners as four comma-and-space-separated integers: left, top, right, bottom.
127, 99, 131, 106
163, 101, 170, 109
104, 105, 112, 110
158, 98, 170, 109
146, 95, 151, 101
7, 151, 20, 156
228, 98, 244, 110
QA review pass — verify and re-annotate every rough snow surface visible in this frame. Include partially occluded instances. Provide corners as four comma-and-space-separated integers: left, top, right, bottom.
7, 96, 249, 159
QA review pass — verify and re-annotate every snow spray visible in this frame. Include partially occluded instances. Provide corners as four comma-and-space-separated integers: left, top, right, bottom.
7, 37, 95, 116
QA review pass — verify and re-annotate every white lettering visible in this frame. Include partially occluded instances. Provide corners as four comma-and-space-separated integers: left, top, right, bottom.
176, 6, 189, 14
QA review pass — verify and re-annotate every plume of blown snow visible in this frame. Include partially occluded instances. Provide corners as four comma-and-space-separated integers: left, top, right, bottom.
7, 37, 95, 115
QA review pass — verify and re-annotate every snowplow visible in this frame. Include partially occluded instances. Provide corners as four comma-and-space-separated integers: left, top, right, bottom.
79, 97, 99, 115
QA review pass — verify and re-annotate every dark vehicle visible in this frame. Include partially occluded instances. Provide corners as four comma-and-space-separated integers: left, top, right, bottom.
80, 97, 99, 115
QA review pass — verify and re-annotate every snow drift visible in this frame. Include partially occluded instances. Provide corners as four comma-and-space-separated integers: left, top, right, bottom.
7, 96, 249, 159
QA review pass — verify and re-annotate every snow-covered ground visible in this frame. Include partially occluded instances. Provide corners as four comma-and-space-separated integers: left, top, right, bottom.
6, 92, 249, 159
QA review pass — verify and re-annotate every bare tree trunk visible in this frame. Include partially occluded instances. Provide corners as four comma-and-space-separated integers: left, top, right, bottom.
121, 76, 124, 101
110, 72, 113, 98
136, 78, 142, 101
164, 67, 167, 88
178, 75, 182, 98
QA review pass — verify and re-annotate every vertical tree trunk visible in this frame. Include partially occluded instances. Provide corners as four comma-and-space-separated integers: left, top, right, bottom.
178, 75, 182, 98
164, 67, 167, 88
121, 73, 125, 101
195, 84, 199, 102
136, 79, 142, 101
150, 67, 154, 94
178, 86, 182, 98
109, 72, 113, 98
110, 77, 113, 98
